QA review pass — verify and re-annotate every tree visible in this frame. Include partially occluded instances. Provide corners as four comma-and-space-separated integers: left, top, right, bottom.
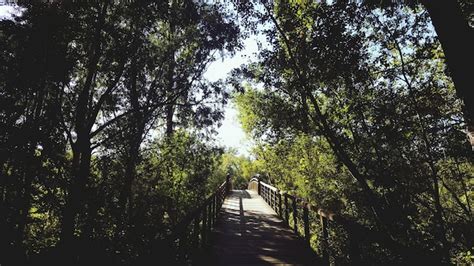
233, 1, 472, 263
420, 1, 473, 136
366, 0, 474, 145
0, 1, 241, 264
0, 4, 72, 263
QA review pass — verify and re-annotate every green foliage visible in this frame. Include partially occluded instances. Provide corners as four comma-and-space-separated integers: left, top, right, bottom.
140, 131, 222, 224
452, 248, 474, 265
249, 135, 355, 212
1, 0, 472, 265
0, 1, 241, 264
233, 1, 473, 264
212, 150, 259, 189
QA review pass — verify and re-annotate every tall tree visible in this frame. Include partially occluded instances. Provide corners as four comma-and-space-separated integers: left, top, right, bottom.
233, 1, 472, 263
366, 0, 474, 145
0, 3, 72, 263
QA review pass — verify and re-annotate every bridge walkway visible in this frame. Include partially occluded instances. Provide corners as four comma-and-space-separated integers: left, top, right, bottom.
207, 190, 319, 265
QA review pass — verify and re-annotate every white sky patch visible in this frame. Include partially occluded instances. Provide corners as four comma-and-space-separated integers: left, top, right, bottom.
0, 4, 22, 20
204, 36, 261, 156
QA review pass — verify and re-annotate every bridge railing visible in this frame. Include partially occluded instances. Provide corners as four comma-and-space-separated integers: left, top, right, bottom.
248, 177, 362, 265
167, 175, 231, 264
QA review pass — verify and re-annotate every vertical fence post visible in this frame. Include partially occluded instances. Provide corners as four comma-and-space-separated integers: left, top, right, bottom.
217, 189, 221, 212
207, 202, 212, 234
284, 194, 289, 225
213, 195, 217, 223
348, 230, 361, 265
177, 235, 184, 263
216, 195, 218, 219
292, 197, 298, 234
278, 190, 282, 217
182, 232, 189, 262
193, 216, 200, 251
267, 188, 270, 204
226, 174, 231, 194
274, 191, 277, 210
271, 190, 274, 210
213, 195, 216, 224
267, 188, 270, 203
169, 178, 233, 264
273, 190, 276, 211
213, 196, 217, 226
320, 215, 329, 266
267, 188, 269, 203
269, 189, 272, 207
303, 203, 310, 244
202, 206, 207, 246
257, 178, 261, 195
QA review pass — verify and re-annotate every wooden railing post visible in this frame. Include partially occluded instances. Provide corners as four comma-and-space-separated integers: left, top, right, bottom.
292, 197, 298, 234
278, 190, 282, 217
244, 178, 372, 264
207, 201, 212, 234
268, 188, 271, 204
213, 196, 216, 226
320, 215, 329, 266
257, 178, 261, 195
270, 189, 274, 209
265, 187, 268, 202
202, 206, 207, 246
177, 234, 185, 263
267, 188, 270, 204
269, 189, 272, 207
348, 231, 361, 265
213, 195, 217, 223
274, 190, 277, 210
303, 203, 310, 244
210, 198, 215, 227
168, 179, 230, 264
226, 174, 231, 194
193, 216, 200, 250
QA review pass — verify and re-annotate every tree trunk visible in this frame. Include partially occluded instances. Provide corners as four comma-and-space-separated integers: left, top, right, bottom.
59, 3, 107, 260
165, 2, 176, 138
119, 54, 144, 224
60, 137, 92, 262
421, 0, 474, 145
165, 104, 175, 137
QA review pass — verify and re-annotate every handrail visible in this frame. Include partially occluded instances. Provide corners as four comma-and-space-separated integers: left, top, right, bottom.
167, 175, 231, 264
259, 181, 278, 191
248, 177, 364, 265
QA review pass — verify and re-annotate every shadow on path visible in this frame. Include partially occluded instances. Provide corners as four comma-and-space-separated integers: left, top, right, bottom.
207, 190, 319, 265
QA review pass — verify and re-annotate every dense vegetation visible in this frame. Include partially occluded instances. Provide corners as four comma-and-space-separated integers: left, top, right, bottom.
0, 0, 472, 265
0, 1, 241, 264
233, 1, 473, 264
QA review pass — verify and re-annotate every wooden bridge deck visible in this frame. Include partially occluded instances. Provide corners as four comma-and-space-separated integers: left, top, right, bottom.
207, 190, 319, 265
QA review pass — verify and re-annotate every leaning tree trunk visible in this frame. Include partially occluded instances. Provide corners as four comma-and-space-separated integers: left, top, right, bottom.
421, 0, 474, 146
165, 1, 177, 138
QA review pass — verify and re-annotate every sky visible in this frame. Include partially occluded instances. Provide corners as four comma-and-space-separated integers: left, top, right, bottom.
204, 37, 261, 157
0, 5, 17, 19
0, 4, 256, 156
0, 4, 7, 12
